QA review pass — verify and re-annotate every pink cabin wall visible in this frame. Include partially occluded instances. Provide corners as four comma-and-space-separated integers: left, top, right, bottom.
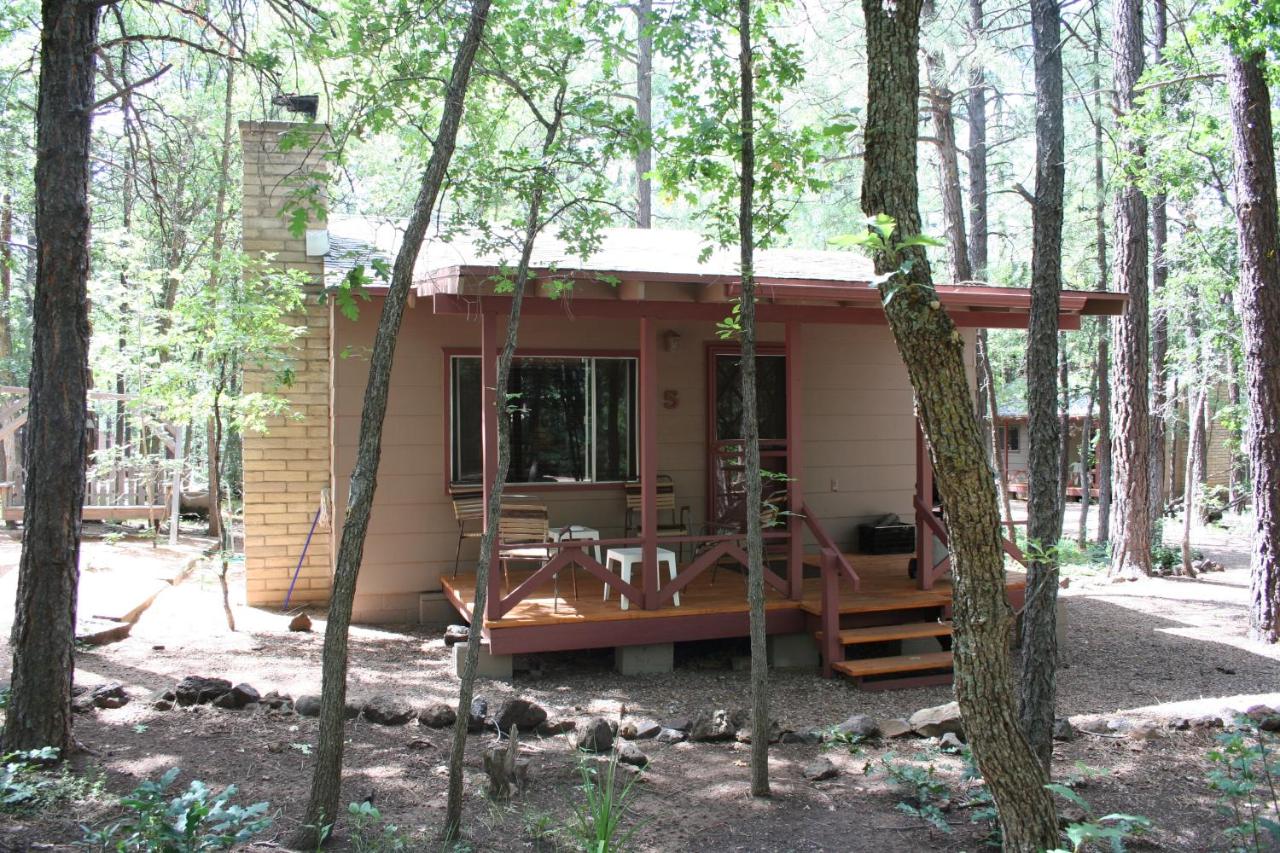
332, 298, 975, 623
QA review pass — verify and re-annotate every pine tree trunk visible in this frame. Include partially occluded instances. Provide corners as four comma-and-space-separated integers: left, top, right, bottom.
634, 0, 652, 228
290, 5, 490, 845
1226, 47, 1280, 643
736, 0, 770, 798
1181, 388, 1205, 575
1148, 0, 1169, 526
1019, 0, 1064, 771
445, 182, 544, 841
0, 185, 14, 384
1091, 22, 1112, 546
1107, 0, 1152, 578
2, 0, 101, 757
859, 0, 1058, 845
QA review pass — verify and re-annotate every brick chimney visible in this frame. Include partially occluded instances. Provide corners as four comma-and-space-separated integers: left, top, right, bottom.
238, 120, 333, 608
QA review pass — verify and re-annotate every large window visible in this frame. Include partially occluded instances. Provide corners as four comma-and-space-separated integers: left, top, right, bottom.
450, 355, 637, 485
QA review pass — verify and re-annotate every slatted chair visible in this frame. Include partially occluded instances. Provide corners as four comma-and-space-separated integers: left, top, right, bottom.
450, 487, 486, 577
498, 504, 579, 610
623, 475, 692, 561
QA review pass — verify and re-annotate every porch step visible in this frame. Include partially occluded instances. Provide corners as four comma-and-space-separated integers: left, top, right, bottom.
832, 650, 954, 679
817, 620, 952, 647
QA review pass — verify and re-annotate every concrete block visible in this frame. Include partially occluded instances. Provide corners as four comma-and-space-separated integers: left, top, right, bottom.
453, 640, 513, 681
615, 642, 674, 676
418, 591, 455, 624
768, 632, 820, 670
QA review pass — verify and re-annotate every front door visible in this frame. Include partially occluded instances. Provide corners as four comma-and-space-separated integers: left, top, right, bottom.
707, 347, 788, 531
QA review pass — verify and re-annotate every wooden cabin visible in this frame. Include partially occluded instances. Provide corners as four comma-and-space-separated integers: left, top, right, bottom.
239, 120, 1127, 687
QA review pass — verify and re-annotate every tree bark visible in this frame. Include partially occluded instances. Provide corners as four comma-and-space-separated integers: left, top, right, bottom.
3, 0, 101, 757
1181, 388, 1205, 575
0, 185, 14, 384
1226, 47, 1280, 643
289, 4, 490, 845
1019, 0, 1064, 772
736, 0, 770, 798
634, 0, 652, 228
1107, 0, 1152, 577
1148, 0, 1169, 526
1091, 16, 1112, 546
859, 0, 1059, 845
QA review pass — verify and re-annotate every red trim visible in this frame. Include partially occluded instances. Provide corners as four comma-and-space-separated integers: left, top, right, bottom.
430, 293, 1083, 330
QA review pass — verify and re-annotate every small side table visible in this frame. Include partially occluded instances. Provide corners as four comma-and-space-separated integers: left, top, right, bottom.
604, 546, 680, 611
550, 525, 603, 564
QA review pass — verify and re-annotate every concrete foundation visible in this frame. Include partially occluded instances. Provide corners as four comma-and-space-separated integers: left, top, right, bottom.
768, 632, 820, 670
418, 591, 456, 625
615, 642, 674, 675
453, 640, 513, 681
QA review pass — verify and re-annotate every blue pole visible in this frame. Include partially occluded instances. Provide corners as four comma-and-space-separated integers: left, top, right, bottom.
283, 505, 321, 611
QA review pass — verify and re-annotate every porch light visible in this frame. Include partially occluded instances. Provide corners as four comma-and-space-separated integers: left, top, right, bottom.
662, 329, 682, 352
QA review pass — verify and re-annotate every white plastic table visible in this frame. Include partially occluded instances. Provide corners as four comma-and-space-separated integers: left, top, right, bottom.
550, 525, 603, 564
604, 546, 680, 610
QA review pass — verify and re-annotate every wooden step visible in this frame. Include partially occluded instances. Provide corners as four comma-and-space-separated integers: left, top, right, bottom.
817, 621, 952, 646
832, 650, 954, 679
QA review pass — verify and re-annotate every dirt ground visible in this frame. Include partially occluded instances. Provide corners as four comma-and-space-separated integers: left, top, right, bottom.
0, 511, 1277, 852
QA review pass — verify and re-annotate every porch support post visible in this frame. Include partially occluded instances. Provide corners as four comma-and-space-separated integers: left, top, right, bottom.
481, 310, 501, 620
639, 315, 659, 609
915, 416, 934, 590
785, 321, 804, 599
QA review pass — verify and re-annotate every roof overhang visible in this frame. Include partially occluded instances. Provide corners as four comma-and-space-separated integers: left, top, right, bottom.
410, 264, 1129, 330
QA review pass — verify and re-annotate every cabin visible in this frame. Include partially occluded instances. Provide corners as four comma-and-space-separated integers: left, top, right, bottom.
240, 120, 1127, 687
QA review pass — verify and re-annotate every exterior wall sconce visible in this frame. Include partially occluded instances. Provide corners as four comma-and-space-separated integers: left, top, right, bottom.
662, 329, 682, 352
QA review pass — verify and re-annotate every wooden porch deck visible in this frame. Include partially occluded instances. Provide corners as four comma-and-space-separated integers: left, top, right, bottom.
441, 553, 1026, 657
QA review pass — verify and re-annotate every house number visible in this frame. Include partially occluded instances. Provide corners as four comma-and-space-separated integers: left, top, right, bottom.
663, 390, 679, 409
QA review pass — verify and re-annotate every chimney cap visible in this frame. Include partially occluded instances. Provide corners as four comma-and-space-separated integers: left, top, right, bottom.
272, 93, 319, 120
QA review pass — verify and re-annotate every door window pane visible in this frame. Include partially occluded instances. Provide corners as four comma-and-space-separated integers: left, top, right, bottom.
715, 353, 787, 441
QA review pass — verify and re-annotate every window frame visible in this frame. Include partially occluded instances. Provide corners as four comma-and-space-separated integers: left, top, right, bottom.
443, 347, 640, 493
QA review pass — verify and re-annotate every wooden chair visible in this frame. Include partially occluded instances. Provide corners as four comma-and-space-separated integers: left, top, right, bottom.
451, 488, 486, 577
498, 504, 578, 610
624, 475, 691, 561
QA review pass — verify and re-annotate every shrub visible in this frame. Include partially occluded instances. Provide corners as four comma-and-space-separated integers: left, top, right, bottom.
567, 751, 642, 852
82, 767, 270, 851
1207, 717, 1280, 852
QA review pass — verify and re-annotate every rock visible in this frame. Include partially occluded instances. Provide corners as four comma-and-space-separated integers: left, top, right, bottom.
294, 695, 321, 717
260, 691, 292, 710
495, 698, 548, 733
418, 703, 457, 729
802, 757, 839, 782
909, 702, 963, 738
618, 721, 638, 739
780, 730, 824, 746
939, 732, 966, 750
632, 720, 661, 740
288, 612, 312, 632
537, 720, 576, 736
880, 718, 913, 739
72, 694, 96, 714
616, 740, 649, 767
734, 721, 783, 744
407, 738, 435, 750
1245, 705, 1280, 731
1106, 718, 1133, 734
362, 696, 415, 726
1190, 714, 1224, 729
1053, 718, 1078, 741
213, 683, 260, 710
468, 698, 490, 733
153, 699, 173, 711
443, 625, 469, 646
1127, 720, 1162, 741
690, 709, 744, 743
1169, 717, 1191, 731
91, 683, 129, 710
1073, 717, 1111, 735
175, 676, 232, 707
577, 717, 615, 753
661, 718, 692, 733
654, 727, 687, 744
833, 714, 880, 740
345, 701, 362, 720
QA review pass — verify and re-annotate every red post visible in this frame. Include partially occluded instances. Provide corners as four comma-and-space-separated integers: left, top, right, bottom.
639, 315, 659, 609
482, 311, 501, 619
785, 320, 804, 599
915, 417, 935, 590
